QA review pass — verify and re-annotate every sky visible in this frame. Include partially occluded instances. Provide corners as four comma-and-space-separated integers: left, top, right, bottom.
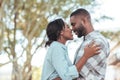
94, 0, 120, 31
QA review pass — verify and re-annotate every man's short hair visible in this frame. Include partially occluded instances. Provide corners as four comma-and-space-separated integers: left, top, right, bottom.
70, 8, 90, 19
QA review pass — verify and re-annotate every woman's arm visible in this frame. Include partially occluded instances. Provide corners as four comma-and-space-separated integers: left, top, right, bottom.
75, 43, 100, 72
54, 43, 100, 80
52, 46, 79, 80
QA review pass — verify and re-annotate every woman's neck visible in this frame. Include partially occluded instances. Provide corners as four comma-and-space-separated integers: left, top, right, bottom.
57, 38, 66, 45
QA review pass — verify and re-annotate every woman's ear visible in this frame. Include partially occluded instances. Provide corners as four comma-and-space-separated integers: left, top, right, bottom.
60, 31, 64, 36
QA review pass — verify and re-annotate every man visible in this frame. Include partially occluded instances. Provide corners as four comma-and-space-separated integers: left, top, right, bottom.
70, 8, 110, 80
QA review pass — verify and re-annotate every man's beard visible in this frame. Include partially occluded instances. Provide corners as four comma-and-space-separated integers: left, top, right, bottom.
75, 24, 86, 38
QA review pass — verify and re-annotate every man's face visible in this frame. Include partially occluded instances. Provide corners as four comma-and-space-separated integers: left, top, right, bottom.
70, 15, 86, 38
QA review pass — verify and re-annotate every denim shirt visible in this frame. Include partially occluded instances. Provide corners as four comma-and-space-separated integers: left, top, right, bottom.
41, 41, 78, 80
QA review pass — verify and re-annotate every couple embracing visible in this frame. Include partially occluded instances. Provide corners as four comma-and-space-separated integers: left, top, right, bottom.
41, 8, 110, 80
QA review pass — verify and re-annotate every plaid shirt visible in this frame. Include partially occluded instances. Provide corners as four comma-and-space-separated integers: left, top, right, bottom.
73, 31, 110, 80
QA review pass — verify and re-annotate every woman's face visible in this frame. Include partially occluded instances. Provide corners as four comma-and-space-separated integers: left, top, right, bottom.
61, 23, 73, 40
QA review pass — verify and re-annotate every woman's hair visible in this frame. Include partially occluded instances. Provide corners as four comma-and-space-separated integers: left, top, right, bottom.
45, 18, 65, 47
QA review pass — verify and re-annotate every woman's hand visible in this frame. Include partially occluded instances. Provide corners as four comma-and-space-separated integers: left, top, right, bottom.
53, 77, 61, 80
83, 41, 101, 59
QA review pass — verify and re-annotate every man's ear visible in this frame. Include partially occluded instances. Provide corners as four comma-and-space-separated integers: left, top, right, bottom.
81, 17, 87, 25
81, 20, 84, 25
81, 19, 85, 26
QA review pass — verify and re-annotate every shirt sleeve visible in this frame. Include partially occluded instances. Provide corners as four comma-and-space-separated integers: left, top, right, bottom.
80, 38, 110, 77
51, 46, 79, 80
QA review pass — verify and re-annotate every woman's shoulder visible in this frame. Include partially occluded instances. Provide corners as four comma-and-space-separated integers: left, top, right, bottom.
50, 41, 67, 50
51, 41, 63, 47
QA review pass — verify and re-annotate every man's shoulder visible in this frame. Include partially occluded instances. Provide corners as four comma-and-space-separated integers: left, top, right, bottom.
93, 32, 109, 44
86, 31, 109, 44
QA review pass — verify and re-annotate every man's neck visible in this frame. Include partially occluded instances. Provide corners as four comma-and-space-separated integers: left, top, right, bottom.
86, 25, 94, 35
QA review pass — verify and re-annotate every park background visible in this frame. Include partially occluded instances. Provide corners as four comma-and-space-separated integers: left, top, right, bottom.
0, 0, 120, 80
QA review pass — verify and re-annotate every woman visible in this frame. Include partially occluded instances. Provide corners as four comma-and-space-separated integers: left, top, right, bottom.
41, 19, 100, 80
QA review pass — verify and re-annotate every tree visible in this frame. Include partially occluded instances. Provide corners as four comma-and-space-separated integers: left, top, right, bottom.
0, 0, 118, 80
101, 31, 120, 53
